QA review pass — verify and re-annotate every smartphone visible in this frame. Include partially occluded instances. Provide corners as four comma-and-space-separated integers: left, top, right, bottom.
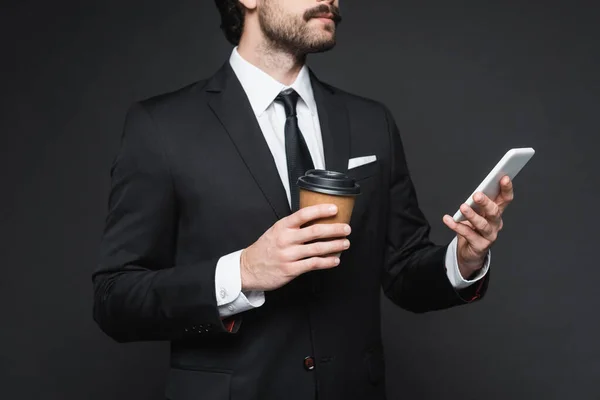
452, 147, 535, 222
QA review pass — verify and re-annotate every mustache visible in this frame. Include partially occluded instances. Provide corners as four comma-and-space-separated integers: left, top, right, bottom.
304, 4, 343, 24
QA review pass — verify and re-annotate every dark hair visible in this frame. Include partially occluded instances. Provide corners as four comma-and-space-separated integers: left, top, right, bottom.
214, 0, 245, 46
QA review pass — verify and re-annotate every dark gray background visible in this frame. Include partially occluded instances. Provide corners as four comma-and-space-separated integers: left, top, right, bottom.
2, 0, 598, 399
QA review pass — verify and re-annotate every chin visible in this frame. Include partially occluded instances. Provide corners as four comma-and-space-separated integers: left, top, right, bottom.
310, 28, 335, 43
306, 39, 336, 54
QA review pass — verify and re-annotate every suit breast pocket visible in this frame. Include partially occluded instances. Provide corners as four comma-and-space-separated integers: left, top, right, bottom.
347, 160, 379, 181
165, 367, 231, 400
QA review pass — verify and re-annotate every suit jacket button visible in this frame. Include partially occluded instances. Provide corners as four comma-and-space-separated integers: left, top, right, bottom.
304, 356, 315, 371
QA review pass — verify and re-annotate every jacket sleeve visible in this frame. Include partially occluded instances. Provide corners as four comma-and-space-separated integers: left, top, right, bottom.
92, 102, 239, 343
380, 106, 489, 313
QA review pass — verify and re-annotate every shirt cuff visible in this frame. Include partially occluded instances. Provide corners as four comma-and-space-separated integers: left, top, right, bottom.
445, 236, 490, 290
219, 290, 266, 318
215, 249, 266, 317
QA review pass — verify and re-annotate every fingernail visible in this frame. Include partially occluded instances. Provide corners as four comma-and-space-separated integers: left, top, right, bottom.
344, 240, 350, 248
344, 225, 351, 234
461, 204, 470, 213
474, 193, 483, 202
335, 258, 340, 265
329, 205, 338, 213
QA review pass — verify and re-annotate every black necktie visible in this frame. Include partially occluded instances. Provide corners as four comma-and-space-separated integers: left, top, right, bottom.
275, 89, 315, 212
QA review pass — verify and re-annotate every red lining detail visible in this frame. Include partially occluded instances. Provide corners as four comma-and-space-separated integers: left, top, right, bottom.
470, 277, 485, 302
223, 318, 235, 333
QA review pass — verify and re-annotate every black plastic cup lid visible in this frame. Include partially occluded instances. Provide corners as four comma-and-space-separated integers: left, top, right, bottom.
297, 169, 361, 196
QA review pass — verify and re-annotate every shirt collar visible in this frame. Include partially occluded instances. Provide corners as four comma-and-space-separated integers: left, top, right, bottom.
229, 47, 317, 117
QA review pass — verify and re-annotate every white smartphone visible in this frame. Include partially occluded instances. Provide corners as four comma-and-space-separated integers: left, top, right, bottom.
452, 147, 535, 222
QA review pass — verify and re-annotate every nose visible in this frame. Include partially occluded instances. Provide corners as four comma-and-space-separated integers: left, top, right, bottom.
318, 0, 337, 8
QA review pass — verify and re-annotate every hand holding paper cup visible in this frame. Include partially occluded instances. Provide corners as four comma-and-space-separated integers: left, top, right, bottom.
297, 169, 361, 257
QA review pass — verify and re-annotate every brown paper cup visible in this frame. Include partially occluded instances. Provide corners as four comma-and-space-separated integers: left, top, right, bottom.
297, 169, 361, 258
299, 188, 357, 258
299, 189, 356, 226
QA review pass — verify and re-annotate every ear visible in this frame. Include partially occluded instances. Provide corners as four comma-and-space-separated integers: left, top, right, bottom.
239, 0, 257, 11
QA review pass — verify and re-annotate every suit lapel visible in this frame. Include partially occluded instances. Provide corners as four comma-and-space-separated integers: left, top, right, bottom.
310, 71, 350, 175
206, 63, 291, 219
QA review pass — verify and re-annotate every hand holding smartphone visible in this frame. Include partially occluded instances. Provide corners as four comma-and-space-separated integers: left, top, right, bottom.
452, 148, 535, 222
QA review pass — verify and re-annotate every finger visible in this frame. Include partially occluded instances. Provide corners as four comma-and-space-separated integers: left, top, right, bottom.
459, 203, 495, 239
472, 192, 501, 221
497, 175, 514, 211
283, 204, 338, 228
292, 256, 341, 272
294, 223, 351, 244
443, 215, 490, 252
291, 238, 350, 260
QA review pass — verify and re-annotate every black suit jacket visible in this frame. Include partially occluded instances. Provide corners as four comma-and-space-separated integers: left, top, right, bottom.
93, 62, 489, 400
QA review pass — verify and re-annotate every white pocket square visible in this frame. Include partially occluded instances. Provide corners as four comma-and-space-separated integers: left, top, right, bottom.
348, 155, 377, 169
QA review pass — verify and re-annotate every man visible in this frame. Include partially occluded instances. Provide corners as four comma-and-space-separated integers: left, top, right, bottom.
93, 0, 514, 399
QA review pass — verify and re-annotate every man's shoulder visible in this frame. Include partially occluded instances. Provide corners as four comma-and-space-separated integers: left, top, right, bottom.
136, 78, 211, 114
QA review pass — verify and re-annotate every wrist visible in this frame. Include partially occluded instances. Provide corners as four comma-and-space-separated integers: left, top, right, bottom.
240, 248, 256, 291
458, 254, 485, 280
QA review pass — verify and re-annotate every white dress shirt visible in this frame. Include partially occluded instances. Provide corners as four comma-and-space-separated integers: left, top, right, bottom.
214, 47, 490, 317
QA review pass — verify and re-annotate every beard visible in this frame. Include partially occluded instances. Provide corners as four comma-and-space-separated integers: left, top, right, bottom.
258, 1, 342, 55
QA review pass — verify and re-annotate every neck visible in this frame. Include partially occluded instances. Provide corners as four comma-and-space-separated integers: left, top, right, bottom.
237, 36, 306, 86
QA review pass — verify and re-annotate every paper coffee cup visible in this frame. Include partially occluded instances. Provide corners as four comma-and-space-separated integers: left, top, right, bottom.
298, 169, 361, 257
